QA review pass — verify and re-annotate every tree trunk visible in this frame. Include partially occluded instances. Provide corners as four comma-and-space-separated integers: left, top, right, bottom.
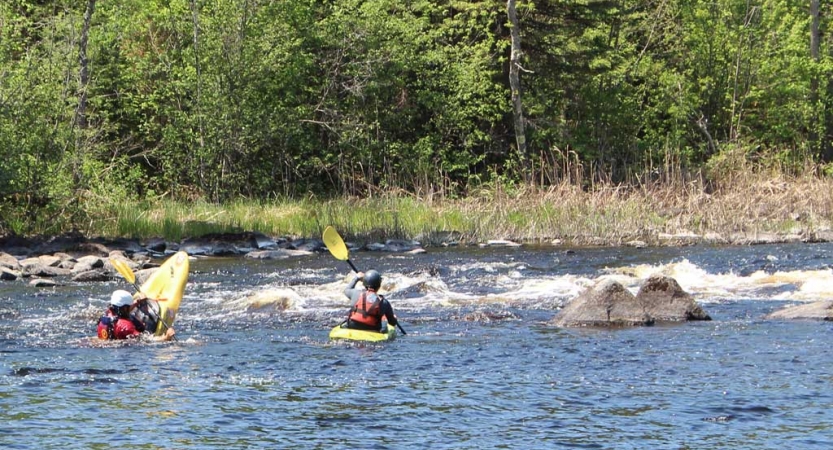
76, 0, 95, 131
191, 0, 207, 188
73, 0, 96, 194
507, 0, 527, 166
810, 0, 831, 161
811, 0, 820, 62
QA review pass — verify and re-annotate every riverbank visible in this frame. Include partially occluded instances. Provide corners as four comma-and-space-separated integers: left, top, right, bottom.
4, 172, 833, 250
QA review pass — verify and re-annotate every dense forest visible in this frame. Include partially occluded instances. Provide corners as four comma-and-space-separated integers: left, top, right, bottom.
0, 0, 831, 235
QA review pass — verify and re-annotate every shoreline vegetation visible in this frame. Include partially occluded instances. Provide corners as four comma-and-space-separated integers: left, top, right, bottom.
4, 2, 833, 254
7, 168, 833, 250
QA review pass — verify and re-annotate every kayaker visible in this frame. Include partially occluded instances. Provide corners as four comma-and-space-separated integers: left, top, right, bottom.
343, 270, 398, 332
97, 290, 175, 341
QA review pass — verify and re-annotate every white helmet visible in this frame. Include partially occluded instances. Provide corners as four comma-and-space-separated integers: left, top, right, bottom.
110, 290, 134, 308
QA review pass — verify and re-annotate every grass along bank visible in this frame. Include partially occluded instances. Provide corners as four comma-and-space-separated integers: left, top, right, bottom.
83, 172, 833, 247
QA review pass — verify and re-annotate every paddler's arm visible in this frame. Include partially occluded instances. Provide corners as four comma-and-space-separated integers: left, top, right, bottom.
343, 272, 364, 299
380, 298, 398, 326
142, 328, 176, 342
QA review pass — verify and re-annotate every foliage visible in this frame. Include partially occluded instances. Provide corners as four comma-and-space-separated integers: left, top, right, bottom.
0, 0, 832, 236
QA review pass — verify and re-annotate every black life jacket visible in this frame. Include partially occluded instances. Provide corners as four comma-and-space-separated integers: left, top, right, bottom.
131, 300, 160, 334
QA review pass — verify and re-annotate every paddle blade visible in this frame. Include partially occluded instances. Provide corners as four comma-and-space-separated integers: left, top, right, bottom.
323, 226, 350, 261
110, 258, 136, 284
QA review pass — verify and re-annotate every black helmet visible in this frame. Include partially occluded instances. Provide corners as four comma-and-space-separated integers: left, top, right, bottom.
363, 270, 382, 290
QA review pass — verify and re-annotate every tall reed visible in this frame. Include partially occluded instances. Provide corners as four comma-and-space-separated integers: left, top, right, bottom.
23, 147, 833, 246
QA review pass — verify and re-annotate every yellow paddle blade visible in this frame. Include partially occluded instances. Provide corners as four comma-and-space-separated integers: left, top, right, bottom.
110, 258, 136, 284
323, 226, 349, 261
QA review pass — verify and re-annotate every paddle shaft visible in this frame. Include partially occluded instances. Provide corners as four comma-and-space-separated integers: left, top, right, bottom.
346, 259, 359, 273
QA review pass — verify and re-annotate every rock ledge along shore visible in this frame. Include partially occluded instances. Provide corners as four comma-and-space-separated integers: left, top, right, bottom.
0, 232, 427, 285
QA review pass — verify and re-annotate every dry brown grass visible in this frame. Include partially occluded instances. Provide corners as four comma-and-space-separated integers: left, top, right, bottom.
423, 168, 833, 246
69, 151, 833, 246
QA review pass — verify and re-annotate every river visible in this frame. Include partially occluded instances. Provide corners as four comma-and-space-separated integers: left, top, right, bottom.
2, 242, 833, 448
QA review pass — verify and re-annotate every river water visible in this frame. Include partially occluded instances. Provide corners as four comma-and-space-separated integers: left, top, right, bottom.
2, 242, 833, 448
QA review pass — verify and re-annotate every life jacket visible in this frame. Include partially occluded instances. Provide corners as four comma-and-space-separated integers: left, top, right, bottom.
97, 314, 117, 340
98, 303, 147, 339
97, 305, 120, 340
348, 291, 383, 328
131, 300, 160, 334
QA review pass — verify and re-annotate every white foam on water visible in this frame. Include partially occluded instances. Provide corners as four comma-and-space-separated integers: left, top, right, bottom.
602, 259, 833, 303
145, 256, 833, 327
770, 269, 833, 301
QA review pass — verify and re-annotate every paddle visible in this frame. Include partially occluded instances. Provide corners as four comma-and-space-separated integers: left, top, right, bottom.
109, 258, 176, 339
322, 226, 359, 273
110, 258, 142, 292
322, 226, 407, 335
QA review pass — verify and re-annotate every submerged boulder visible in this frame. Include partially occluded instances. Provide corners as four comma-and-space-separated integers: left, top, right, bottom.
552, 278, 654, 327
244, 249, 314, 259
229, 288, 301, 312
29, 278, 57, 287
766, 300, 833, 321
636, 275, 711, 322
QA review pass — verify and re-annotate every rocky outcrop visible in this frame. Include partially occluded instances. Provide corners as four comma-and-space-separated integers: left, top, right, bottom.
134, 268, 158, 286
71, 255, 105, 274
0, 267, 19, 280
636, 275, 712, 321
0, 231, 426, 261
553, 275, 711, 328
71, 269, 113, 282
22, 264, 71, 278
766, 301, 833, 321
0, 252, 21, 270
552, 279, 654, 327
0, 231, 428, 287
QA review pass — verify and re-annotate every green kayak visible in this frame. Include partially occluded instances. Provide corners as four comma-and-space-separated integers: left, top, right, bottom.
329, 323, 397, 342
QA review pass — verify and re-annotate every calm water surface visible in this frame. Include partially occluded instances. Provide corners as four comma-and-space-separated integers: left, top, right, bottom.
2, 243, 833, 448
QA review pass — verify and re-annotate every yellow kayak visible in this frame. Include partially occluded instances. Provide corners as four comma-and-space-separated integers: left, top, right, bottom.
140, 251, 189, 336
329, 323, 397, 342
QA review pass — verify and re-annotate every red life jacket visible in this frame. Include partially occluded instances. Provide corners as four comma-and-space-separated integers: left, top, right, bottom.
97, 314, 116, 339
97, 307, 145, 340
349, 291, 382, 328
113, 317, 142, 339
97, 308, 118, 339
